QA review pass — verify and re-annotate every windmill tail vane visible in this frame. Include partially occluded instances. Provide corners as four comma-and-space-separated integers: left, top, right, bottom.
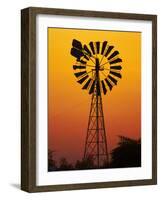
70, 39, 122, 168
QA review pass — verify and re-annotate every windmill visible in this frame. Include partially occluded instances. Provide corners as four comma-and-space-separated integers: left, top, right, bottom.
70, 39, 122, 168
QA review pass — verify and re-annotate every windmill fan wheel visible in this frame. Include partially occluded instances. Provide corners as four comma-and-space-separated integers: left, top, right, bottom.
70, 39, 123, 95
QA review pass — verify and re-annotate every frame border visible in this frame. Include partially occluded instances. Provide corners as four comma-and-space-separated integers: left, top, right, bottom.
21, 7, 157, 192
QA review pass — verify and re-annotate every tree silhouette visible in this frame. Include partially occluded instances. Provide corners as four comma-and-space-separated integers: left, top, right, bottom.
48, 136, 141, 171
75, 155, 95, 169
58, 157, 73, 170
48, 149, 57, 171
110, 136, 141, 168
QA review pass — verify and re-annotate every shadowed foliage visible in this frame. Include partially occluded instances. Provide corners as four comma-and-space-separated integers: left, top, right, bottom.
58, 157, 74, 170
75, 155, 95, 170
110, 136, 141, 168
48, 135, 141, 171
48, 149, 57, 171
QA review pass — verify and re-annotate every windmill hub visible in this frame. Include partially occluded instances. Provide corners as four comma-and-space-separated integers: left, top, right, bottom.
95, 57, 104, 71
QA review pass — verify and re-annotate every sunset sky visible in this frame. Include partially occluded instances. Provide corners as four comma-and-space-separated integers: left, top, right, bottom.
48, 28, 141, 165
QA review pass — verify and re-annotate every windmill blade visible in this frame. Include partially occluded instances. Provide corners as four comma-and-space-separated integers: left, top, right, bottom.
83, 54, 90, 61
74, 71, 87, 78
72, 39, 82, 50
101, 80, 107, 94
71, 46, 89, 61
82, 78, 92, 89
110, 71, 122, 78
96, 42, 100, 54
77, 75, 89, 84
78, 59, 87, 64
96, 81, 101, 96
89, 42, 95, 55
108, 51, 119, 60
105, 78, 113, 91
105, 46, 114, 57
71, 48, 84, 59
109, 58, 122, 65
89, 80, 96, 94
84, 45, 92, 56
101, 41, 108, 55
76, 58, 87, 65
73, 65, 86, 70
108, 75, 118, 85
110, 65, 122, 70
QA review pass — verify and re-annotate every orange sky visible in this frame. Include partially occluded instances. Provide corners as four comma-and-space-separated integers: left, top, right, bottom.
48, 28, 141, 165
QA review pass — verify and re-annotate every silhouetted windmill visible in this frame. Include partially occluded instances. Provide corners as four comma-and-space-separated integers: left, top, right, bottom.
70, 39, 122, 168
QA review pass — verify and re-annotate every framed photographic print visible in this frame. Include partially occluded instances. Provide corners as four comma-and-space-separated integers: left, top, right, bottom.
21, 7, 157, 192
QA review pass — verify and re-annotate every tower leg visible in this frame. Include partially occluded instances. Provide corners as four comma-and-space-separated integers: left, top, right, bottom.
83, 86, 109, 168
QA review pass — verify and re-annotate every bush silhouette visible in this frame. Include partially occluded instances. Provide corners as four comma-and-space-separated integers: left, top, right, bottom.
75, 155, 95, 169
110, 136, 141, 168
48, 149, 57, 171
58, 157, 73, 170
